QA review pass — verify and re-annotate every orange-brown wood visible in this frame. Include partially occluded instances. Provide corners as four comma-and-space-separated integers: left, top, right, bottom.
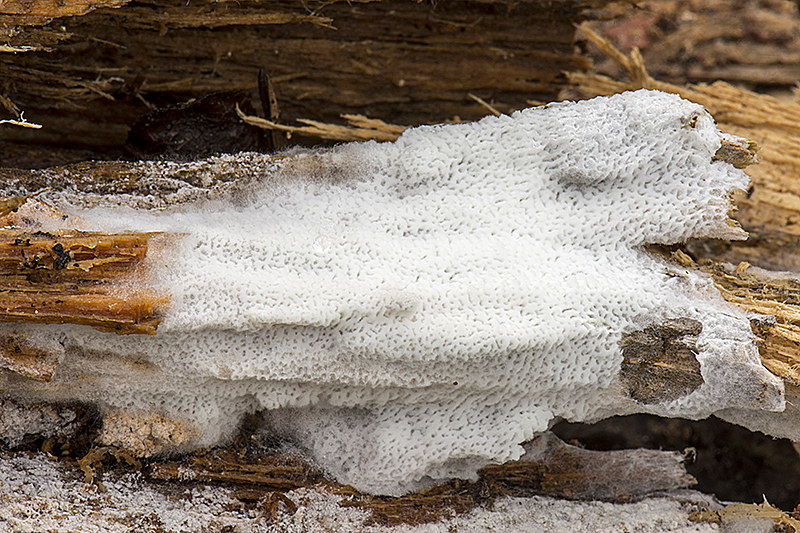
0, 229, 165, 334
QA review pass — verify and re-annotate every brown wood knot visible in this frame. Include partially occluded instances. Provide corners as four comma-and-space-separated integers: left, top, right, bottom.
620, 317, 704, 404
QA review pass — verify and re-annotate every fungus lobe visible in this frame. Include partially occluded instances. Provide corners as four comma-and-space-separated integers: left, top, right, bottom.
0, 90, 787, 495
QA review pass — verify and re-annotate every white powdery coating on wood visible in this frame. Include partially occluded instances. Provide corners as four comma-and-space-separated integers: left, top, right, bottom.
0, 90, 785, 495
0, 450, 720, 533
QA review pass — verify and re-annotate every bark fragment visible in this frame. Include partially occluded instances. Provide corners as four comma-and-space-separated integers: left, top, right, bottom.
620, 318, 705, 405
481, 432, 696, 501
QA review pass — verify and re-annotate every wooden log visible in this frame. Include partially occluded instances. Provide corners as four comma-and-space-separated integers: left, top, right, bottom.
581, 0, 800, 88
0, 0, 601, 168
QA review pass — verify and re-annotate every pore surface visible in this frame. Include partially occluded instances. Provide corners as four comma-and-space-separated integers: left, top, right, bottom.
0, 90, 783, 495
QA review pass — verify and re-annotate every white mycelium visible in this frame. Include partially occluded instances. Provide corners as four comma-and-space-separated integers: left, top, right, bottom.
0, 90, 786, 495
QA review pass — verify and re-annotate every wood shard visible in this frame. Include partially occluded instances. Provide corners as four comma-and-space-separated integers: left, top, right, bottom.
690, 500, 800, 530
708, 262, 800, 386
480, 432, 696, 502
149, 450, 323, 491
340, 431, 694, 525
713, 136, 761, 169
0, 0, 129, 19
0, 229, 166, 334
620, 318, 705, 404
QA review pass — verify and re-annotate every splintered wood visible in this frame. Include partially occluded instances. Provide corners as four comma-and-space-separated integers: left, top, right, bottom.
145, 432, 694, 527
0, 227, 164, 335
707, 262, 800, 388
0, 0, 600, 168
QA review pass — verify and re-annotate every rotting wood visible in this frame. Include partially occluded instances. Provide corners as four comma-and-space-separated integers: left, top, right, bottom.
236, 105, 407, 143
581, 0, 800, 88
671, 249, 800, 386
620, 318, 705, 405
0, 227, 165, 335
148, 450, 324, 492
704, 261, 800, 387
0, 331, 61, 381
0, 0, 129, 23
146, 431, 694, 527
77, 445, 142, 484
690, 499, 800, 531
0, 0, 600, 168
478, 432, 695, 502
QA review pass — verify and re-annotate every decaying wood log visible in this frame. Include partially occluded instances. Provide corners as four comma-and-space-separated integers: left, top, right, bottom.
0, 230, 163, 334
580, 0, 800, 88
479, 432, 695, 502
0, 0, 607, 168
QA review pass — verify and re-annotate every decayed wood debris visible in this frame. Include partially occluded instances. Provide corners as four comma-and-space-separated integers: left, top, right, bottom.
0, 228, 163, 335
149, 450, 323, 493
619, 317, 705, 405
707, 262, 800, 388
142, 431, 694, 527
690, 499, 800, 531
0, 196, 165, 346
580, 0, 800, 88
237, 106, 407, 143
0, 0, 604, 168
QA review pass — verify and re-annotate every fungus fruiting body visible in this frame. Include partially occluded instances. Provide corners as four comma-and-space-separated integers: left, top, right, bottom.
0, 90, 789, 495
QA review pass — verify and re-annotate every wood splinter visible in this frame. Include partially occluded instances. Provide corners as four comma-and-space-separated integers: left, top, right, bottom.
0, 228, 167, 335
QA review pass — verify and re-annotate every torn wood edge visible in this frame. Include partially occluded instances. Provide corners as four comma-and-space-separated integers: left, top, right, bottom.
0, 226, 167, 335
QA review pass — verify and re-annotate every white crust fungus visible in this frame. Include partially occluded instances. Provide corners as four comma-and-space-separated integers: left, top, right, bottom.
0, 90, 786, 495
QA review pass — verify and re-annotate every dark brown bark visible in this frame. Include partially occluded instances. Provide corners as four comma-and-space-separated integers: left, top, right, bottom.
0, 0, 600, 168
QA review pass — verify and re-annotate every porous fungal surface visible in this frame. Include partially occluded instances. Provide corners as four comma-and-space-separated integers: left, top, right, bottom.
0, 90, 787, 495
